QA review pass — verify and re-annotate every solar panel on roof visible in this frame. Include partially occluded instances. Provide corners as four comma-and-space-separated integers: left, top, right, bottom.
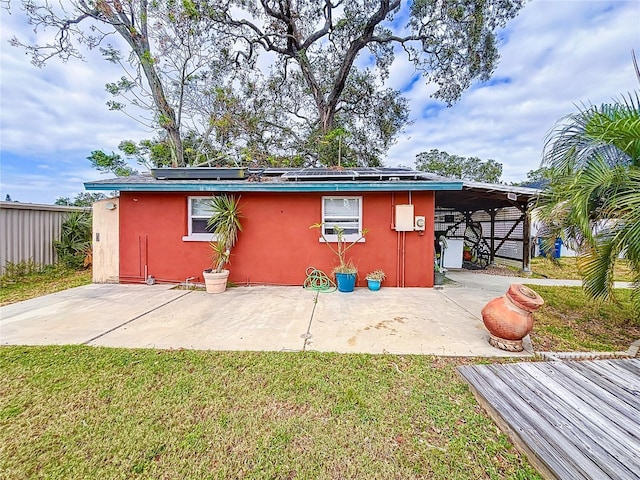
151, 167, 246, 180
281, 169, 360, 180
281, 167, 431, 181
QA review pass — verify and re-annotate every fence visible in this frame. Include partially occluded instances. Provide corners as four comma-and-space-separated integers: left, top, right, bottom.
0, 201, 90, 274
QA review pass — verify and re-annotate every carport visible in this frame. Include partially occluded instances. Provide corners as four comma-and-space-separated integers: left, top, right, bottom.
434, 181, 540, 272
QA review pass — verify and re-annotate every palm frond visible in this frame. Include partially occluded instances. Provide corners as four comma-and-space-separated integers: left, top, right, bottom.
543, 93, 640, 171
539, 93, 640, 315
584, 93, 640, 164
577, 237, 618, 302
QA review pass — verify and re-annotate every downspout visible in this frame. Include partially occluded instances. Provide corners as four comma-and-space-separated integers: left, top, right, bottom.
138, 235, 142, 277
392, 193, 400, 287
144, 234, 149, 282
404, 192, 413, 288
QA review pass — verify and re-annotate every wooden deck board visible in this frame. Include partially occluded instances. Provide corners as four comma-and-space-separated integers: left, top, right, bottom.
496, 364, 635, 478
545, 361, 640, 434
483, 364, 620, 479
459, 367, 583, 479
525, 362, 639, 440
458, 359, 640, 480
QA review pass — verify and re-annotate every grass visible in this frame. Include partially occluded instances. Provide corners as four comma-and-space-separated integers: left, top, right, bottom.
0, 346, 541, 480
529, 257, 634, 281
0, 263, 92, 306
526, 285, 639, 352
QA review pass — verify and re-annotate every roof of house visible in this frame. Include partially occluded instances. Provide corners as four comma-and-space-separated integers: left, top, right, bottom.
84, 167, 465, 193
84, 167, 541, 211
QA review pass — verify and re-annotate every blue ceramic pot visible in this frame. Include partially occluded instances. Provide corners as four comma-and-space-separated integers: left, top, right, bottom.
335, 272, 356, 292
367, 279, 381, 291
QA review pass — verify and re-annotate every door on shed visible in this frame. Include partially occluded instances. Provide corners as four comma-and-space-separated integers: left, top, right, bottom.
92, 198, 120, 283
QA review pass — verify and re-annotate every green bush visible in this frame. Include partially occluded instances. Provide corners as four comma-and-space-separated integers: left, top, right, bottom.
54, 211, 92, 269
1, 259, 42, 279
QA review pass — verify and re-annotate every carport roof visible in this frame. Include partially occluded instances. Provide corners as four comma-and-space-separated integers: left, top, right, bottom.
436, 181, 540, 212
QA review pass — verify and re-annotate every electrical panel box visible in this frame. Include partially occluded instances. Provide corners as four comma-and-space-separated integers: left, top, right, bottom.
414, 216, 426, 231
395, 204, 415, 231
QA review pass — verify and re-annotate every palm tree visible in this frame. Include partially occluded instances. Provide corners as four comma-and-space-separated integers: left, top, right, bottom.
536, 93, 640, 314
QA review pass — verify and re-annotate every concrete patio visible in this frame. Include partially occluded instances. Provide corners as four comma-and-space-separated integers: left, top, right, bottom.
0, 271, 565, 356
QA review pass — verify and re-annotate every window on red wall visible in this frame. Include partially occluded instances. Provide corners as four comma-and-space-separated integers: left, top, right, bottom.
321, 196, 365, 243
183, 196, 217, 241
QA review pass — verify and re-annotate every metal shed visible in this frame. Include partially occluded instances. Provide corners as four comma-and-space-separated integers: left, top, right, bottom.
0, 201, 90, 274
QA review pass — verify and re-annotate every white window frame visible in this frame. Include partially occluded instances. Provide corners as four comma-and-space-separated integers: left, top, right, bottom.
320, 196, 365, 243
182, 196, 219, 242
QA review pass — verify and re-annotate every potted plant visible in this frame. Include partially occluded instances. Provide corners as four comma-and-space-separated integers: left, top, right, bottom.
333, 260, 358, 292
202, 195, 243, 293
310, 223, 367, 292
365, 269, 386, 291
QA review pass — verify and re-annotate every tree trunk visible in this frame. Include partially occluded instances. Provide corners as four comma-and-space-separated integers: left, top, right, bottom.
138, 59, 184, 167
320, 106, 335, 136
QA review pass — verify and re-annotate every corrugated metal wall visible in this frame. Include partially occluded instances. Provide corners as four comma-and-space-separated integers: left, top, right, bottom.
0, 202, 90, 274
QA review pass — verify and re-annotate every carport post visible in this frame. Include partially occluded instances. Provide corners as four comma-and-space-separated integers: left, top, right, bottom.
488, 209, 497, 264
522, 206, 531, 272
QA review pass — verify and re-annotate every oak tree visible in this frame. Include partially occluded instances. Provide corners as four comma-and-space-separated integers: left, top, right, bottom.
215, 0, 524, 165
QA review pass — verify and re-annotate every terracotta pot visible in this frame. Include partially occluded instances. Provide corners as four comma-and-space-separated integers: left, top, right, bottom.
203, 269, 229, 294
481, 284, 544, 352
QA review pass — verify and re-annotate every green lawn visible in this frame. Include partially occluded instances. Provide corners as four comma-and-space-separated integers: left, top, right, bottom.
0, 346, 540, 480
0, 263, 92, 306
526, 285, 639, 352
529, 257, 634, 281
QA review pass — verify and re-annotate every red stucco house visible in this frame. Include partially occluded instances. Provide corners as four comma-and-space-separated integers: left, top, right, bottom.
85, 167, 464, 288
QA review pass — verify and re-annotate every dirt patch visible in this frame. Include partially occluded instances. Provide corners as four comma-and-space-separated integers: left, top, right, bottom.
464, 265, 527, 277
364, 316, 407, 332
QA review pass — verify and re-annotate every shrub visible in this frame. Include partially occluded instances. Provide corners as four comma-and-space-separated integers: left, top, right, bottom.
1, 259, 42, 278
54, 211, 92, 269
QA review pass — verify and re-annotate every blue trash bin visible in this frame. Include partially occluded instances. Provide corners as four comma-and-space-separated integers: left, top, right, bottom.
538, 238, 562, 258
553, 238, 562, 259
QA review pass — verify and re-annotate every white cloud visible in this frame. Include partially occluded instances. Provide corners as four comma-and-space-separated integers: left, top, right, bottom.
0, 7, 151, 157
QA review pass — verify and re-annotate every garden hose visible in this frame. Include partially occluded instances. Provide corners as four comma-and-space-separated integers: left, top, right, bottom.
303, 267, 336, 293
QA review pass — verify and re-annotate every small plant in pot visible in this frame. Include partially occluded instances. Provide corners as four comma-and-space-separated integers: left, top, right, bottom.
203, 195, 243, 293
365, 269, 386, 291
310, 223, 367, 293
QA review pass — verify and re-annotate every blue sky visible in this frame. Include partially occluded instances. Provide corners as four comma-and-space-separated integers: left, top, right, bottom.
1, 0, 639, 204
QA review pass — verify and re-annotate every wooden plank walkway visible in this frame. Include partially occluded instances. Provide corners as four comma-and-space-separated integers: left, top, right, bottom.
458, 359, 640, 480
